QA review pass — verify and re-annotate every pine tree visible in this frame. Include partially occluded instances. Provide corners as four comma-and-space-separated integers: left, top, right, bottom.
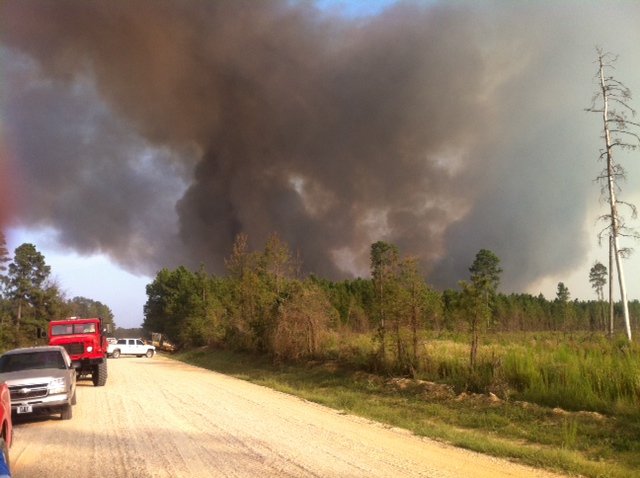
6, 243, 51, 340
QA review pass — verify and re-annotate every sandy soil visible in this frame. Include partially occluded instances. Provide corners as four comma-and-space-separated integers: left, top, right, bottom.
9, 354, 569, 478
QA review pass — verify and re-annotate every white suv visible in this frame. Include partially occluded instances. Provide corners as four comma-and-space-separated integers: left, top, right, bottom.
107, 339, 155, 358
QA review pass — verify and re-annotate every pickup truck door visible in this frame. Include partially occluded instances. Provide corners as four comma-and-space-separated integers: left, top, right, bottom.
116, 339, 127, 353
135, 339, 146, 354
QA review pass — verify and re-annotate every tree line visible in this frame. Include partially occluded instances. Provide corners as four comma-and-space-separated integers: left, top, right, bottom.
0, 231, 115, 348
2, 226, 637, 365
142, 232, 639, 375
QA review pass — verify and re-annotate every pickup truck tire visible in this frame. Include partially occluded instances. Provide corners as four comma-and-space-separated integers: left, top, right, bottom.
61, 404, 73, 420
71, 390, 77, 405
92, 361, 108, 387
0, 437, 9, 476
145, 349, 154, 358
111, 349, 121, 359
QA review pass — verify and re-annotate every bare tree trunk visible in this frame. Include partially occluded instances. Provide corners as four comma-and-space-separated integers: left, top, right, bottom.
613, 236, 632, 340
379, 281, 386, 364
609, 235, 614, 337
15, 299, 22, 344
412, 304, 418, 373
600, 57, 632, 341
469, 317, 478, 371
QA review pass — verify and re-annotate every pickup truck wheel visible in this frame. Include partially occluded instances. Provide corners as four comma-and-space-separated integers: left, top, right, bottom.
92, 361, 108, 386
112, 349, 121, 359
145, 349, 154, 358
71, 389, 77, 405
61, 403, 73, 420
0, 437, 9, 476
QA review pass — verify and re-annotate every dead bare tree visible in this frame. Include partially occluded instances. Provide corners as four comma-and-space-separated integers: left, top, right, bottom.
587, 47, 640, 341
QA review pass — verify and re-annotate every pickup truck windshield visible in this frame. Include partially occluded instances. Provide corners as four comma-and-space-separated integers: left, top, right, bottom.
0, 351, 67, 373
51, 323, 96, 335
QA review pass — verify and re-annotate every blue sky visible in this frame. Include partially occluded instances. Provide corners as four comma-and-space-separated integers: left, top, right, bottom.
313, 0, 399, 17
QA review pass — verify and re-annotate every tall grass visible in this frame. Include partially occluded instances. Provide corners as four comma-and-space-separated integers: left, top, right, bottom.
499, 336, 640, 414
326, 330, 640, 416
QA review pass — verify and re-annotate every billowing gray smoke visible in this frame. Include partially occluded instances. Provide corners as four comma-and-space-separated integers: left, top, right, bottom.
1, 1, 639, 290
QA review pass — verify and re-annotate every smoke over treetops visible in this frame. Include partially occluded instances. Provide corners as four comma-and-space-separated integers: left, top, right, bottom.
1, 1, 639, 290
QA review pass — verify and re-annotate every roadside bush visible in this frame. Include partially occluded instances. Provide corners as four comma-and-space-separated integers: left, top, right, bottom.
324, 330, 379, 371
271, 282, 337, 361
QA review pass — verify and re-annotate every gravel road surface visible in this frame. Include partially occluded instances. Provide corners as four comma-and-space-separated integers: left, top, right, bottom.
9, 354, 568, 478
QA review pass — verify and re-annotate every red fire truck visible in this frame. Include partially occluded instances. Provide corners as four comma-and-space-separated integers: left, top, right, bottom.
48, 317, 108, 386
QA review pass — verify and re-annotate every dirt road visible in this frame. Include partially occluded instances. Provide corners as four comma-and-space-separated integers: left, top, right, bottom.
9, 355, 568, 478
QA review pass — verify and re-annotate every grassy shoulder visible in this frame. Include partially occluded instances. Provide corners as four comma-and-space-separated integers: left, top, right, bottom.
174, 346, 640, 478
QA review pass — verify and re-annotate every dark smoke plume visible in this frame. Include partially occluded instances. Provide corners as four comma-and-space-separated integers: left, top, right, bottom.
1, 1, 639, 291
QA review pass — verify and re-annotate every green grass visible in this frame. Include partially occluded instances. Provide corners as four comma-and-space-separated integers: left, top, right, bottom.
175, 345, 640, 478
495, 338, 640, 414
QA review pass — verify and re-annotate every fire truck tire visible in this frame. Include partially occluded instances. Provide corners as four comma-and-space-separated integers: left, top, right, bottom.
0, 437, 10, 476
61, 404, 73, 420
92, 361, 108, 386
111, 349, 121, 359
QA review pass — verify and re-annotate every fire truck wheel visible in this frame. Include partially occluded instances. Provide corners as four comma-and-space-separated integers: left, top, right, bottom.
93, 361, 108, 386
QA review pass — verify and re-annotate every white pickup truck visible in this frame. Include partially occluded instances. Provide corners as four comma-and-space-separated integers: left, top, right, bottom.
107, 339, 155, 358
